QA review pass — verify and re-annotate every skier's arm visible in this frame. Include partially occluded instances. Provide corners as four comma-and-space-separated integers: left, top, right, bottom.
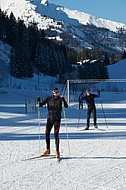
61, 97, 68, 108
37, 97, 48, 107
80, 95, 86, 101
97, 89, 100, 97
93, 90, 100, 98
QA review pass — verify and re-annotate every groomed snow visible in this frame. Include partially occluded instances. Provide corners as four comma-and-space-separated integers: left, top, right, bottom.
0, 87, 126, 190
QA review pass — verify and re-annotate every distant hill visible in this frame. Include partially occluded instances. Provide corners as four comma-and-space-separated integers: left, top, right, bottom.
0, 40, 125, 88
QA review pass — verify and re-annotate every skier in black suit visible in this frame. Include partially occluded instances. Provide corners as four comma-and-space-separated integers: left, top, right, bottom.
37, 88, 68, 158
81, 89, 100, 130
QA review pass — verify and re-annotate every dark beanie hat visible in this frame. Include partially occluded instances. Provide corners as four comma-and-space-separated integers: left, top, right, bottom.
86, 89, 90, 92
52, 87, 59, 93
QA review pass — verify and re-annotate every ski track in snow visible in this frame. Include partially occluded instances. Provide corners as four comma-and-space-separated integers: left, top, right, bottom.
0, 91, 126, 190
1, 139, 126, 190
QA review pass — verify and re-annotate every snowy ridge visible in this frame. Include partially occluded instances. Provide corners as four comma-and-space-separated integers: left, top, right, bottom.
0, 0, 126, 32
1, 0, 126, 52
56, 6, 125, 32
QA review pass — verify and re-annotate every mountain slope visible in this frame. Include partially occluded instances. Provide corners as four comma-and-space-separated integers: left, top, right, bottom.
107, 59, 126, 79
1, 0, 126, 32
0, 40, 125, 83
0, 41, 11, 68
0, 0, 126, 52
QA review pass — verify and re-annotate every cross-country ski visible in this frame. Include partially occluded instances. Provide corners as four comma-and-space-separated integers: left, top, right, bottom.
77, 128, 106, 131
22, 154, 56, 161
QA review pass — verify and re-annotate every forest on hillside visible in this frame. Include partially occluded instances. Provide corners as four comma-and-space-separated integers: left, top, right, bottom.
0, 8, 125, 83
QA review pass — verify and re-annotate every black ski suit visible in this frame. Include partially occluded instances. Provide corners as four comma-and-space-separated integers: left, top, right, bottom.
39, 95, 68, 151
81, 93, 99, 128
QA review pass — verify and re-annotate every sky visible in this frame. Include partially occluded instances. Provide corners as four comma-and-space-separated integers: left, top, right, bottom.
49, 0, 126, 24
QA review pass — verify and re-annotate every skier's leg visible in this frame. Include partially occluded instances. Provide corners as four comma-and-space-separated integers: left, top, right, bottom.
80, 102, 83, 109
86, 109, 91, 129
81, 102, 83, 109
45, 118, 53, 150
92, 108, 97, 127
54, 120, 60, 152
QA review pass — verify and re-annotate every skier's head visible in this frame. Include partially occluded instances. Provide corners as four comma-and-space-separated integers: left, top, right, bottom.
52, 87, 60, 96
86, 89, 90, 96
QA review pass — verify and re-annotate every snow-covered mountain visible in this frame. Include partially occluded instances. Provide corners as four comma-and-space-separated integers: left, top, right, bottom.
0, 0, 125, 32
0, 0, 126, 52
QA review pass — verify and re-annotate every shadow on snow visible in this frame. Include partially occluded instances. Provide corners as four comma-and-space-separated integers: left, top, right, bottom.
0, 131, 126, 141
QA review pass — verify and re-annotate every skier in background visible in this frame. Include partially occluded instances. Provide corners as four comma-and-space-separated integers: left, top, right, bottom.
37, 88, 68, 159
78, 93, 83, 109
81, 89, 100, 130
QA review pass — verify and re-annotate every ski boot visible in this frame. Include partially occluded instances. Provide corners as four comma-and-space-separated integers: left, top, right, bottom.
41, 149, 50, 156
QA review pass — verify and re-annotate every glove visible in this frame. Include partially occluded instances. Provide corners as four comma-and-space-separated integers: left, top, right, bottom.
37, 96, 40, 103
61, 97, 65, 102
61, 97, 68, 108
97, 89, 100, 96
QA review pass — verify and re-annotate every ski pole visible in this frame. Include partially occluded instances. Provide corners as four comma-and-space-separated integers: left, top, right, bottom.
62, 102, 71, 156
78, 108, 82, 128
62, 83, 67, 97
37, 97, 41, 154
78, 99, 86, 128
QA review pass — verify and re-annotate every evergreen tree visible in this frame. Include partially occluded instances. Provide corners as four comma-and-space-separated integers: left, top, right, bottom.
35, 40, 50, 75
77, 61, 109, 80
111, 53, 116, 63
9, 48, 20, 78
66, 48, 77, 65
49, 48, 59, 76
6, 12, 18, 46
122, 50, 126, 59
28, 22, 40, 62
10, 44, 33, 78
0, 8, 7, 42
103, 53, 110, 65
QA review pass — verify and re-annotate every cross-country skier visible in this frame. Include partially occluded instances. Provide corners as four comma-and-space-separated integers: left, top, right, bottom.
37, 88, 68, 159
81, 89, 100, 130
78, 93, 83, 109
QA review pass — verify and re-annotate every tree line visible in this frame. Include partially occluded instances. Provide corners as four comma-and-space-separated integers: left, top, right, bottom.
1, 8, 123, 82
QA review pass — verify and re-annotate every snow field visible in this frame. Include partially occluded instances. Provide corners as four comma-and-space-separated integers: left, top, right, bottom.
0, 90, 126, 190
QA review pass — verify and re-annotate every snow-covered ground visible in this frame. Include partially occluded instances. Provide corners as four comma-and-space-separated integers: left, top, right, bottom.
107, 59, 126, 79
0, 86, 126, 190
